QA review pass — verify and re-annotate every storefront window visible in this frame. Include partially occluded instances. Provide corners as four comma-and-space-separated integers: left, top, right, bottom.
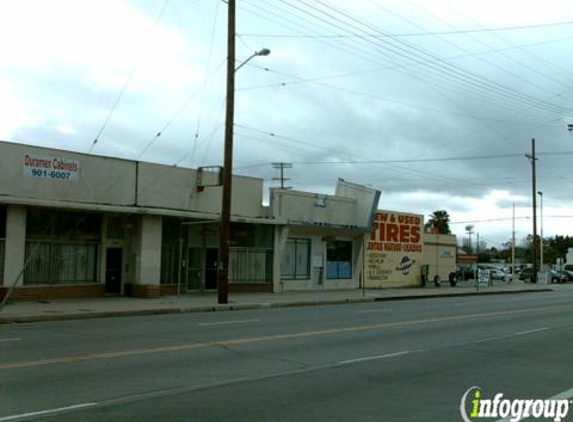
0, 205, 6, 238
326, 240, 352, 279
24, 208, 101, 285
0, 205, 5, 284
281, 238, 311, 279
27, 208, 101, 240
24, 243, 99, 285
230, 223, 273, 248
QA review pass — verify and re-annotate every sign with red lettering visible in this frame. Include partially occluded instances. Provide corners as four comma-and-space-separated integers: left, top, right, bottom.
365, 210, 424, 288
23, 153, 80, 181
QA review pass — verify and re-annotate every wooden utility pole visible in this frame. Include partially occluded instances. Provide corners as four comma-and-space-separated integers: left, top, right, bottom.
526, 138, 538, 283
272, 162, 292, 189
218, 0, 236, 304
511, 203, 516, 282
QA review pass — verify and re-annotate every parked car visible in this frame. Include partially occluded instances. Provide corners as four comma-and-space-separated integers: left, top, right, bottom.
518, 268, 535, 281
456, 266, 475, 281
551, 270, 568, 283
489, 269, 507, 280
558, 269, 573, 282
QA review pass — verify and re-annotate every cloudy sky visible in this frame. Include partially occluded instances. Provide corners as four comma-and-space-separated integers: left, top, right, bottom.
2, 0, 573, 250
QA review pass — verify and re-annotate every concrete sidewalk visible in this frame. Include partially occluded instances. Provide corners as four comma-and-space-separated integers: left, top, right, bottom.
0, 281, 557, 324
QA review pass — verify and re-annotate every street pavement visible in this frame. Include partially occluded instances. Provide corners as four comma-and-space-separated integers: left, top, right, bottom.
1, 283, 573, 421
0, 279, 556, 324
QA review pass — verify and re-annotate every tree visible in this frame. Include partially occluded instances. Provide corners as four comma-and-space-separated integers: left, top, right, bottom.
425, 210, 451, 235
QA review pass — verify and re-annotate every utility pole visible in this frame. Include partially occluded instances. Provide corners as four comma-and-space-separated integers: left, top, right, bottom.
538, 190, 544, 271
218, 0, 270, 304
272, 162, 292, 189
525, 138, 538, 283
511, 203, 516, 282
465, 225, 474, 254
218, 0, 236, 304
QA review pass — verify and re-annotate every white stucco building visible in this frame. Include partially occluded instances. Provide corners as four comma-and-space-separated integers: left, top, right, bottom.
0, 141, 380, 300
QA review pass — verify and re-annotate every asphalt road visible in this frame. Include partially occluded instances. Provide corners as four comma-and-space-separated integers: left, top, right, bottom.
2, 289, 573, 422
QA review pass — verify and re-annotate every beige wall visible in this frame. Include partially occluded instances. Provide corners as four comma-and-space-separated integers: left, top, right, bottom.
3, 205, 27, 288
137, 163, 265, 218
135, 215, 162, 286
423, 233, 457, 282
275, 226, 362, 292
334, 179, 380, 229
270, 189, 357, 227
0, 142, 265, 219
0, 142, 136, 206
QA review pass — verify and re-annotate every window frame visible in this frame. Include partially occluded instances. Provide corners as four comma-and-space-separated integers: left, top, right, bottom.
281, 238, 311, 280
326, 240, 353, 280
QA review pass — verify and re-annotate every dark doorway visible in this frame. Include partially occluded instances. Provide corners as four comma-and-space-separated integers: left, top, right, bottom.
205, 248, 219, 290
105, 248, 123, 294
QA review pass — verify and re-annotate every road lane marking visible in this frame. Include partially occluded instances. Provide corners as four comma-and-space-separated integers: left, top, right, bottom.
453, 300, 487, 306
514, 327, 550, 336
0, 338, 20, 342
337, 351, 410, 365
0, 304, 568, 371
548, 387, 573, 400
355, 309, 389, 314
0, 403, 97, 421
198, 319, 261, 326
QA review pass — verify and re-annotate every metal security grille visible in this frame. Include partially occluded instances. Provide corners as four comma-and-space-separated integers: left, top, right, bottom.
229, 248, 273, 283
24, 242, 98, 285
0, 239, 4, 285
160, 245, 179, 285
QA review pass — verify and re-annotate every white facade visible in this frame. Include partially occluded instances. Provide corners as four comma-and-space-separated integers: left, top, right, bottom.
0, 141, 379, 300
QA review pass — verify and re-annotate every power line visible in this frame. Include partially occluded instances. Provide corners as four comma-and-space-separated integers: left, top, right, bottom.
452, 215, 573, 225
191, 0, 222, 166
398, 0, 573, 97
241, 19, 573, 38
135, 59, 226, 160
88, 0, 171, 154
238, 62, 559, 125
241, 0, 571, 116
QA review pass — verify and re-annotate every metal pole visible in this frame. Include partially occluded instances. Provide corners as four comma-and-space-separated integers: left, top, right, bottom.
531, 138, 538, 283
218, 0, 236, 304
435, 232, 439, 284
177, 237, 183, 296
538, 191, 544, 271
362, 235, 367, 297
511, 203, 516, 283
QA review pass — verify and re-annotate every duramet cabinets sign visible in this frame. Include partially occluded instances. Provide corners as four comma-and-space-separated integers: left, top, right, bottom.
22, 153, 80, 181
365, 210, 424, 288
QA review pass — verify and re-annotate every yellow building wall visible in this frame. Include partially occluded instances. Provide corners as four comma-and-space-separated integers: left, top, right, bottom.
423, 233, 457, 282
365, 210, 424, 288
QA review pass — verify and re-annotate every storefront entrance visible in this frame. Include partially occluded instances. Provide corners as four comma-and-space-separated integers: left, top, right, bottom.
105, 248, 122, 294
205, 248, 218, 290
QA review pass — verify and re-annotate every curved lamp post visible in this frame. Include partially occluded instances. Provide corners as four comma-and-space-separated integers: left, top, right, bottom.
218, 0, 271, 304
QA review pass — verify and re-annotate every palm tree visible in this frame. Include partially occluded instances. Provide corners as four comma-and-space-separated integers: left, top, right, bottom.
425, 210, 451, 234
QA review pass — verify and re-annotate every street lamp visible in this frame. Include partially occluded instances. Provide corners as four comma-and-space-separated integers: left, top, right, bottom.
538, 191, 543, 271
218, 0, 271, 304
235, 48, 271, 72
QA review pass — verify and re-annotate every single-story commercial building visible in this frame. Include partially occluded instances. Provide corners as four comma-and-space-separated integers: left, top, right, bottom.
0, 141, 380, 300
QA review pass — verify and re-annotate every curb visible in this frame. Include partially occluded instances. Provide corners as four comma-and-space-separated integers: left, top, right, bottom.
372, 288, 553, 302
0, 288, 553, 325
